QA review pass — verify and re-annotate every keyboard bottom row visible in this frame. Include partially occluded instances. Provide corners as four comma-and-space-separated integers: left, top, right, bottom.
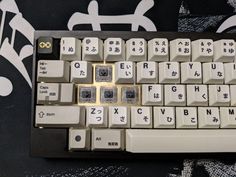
69, 129, 236, 152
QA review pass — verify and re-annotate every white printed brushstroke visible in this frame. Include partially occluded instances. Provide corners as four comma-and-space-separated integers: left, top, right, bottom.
0, 0, 34, 97
228, 0, 236, 12
0, 77, 13, 96
68, 0, 157, 31
217, 14, 236, 32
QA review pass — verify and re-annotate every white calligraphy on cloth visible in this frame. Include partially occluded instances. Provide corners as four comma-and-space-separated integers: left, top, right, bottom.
68, 0, 157, 31
0, 0, 34, 96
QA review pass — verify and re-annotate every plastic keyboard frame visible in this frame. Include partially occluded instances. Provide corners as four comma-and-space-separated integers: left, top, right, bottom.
31, 31, 236, 158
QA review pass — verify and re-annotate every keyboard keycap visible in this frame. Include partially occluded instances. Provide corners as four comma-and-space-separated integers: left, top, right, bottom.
181, 62, 202, 83
126, 129, 236, 152
131, 106, 152, 128
71, 61, 93, 83
209, 85, 230, 106
115, 61, 135, 83
170, 38, 191, 62
35, 106, 85, 127
104, 38, 125, 62
142, 84, 163, 106
203, 62, 224, 84
198, 107, 220, 128
37, 37, 58, 59
60, 37, 81, 61
69, 128, 90, 150
60, 83, 75, 104
187, 85, 208, 106
92, 129, 124, 151
82, 37, 103, 61
224, 63, 236, 84
192, 39, 213, 62
148, 38, 169, 61
109, 106, 130, 128
86, 106, 107, 128
230, 85, 236, 106
136, 61, 158, 83
126, 38, 146, 61
165, 85, 186, 106
220, 107, 236, 128
37, 83, 60, 104
176, 107, 197, 128
153, 107, 175, 128
159, 62, 180, 83
37, 60, 70, 82
214, 39, 235, 62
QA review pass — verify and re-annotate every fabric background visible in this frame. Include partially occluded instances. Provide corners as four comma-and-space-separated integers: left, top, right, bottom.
0, 0, 236, 176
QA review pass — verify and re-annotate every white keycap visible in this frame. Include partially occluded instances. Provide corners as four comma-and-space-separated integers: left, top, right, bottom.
37, 60, 70, 82
69, 128, 90, 150
230, 85, 236, 106
203, 62, 224, 84
60, 83, 75, 104
181, 62, 202, 83
142, 84, 163, 105
198, 107, 220, 128
153, 107, 175, 128
224, 63, 236, 84
209, 85, 230, 106
71, 61, 92, 83
104, 38, 125, 61
148, 38, 168, 61
176, 107, 197, 128
126, 129, 236, 152
37, 83, 60, 104
60, 37, 81, 61
115, 61, 135, 83
126, 38, 146, 61
170, 38, 191, 62
35, 106, 85, 127
214, 39, 235, 62
192, 39, 213, 62
220, 107, 236, 128
187, 85, 208, 106
159, 62, 180, 83
109, 106, 130, 128
131, 106, 152, 128
86, 106, 107, 128
92, 129, 124, 151
136, 62, 158, 83
82, 37, 103, 61
165, 85, 186, 106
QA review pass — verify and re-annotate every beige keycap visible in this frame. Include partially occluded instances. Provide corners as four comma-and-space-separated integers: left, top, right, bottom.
198, 107, 220, 128
165, 85, 186, 106
192, 39, 213, 62
176, 107, 197, 128
148, 38, 169, 61
181, 62, 202, 83
35, 106, 85, 127
126, 38, 146, 61
136, 62, 158, 83
91, 129, 124, 151
159, 62, 180, 83
115, 61, 135, 83
209, 85, 230, 106
86, 106, 107, 128
37, 60, 70, 82
104, 38, 125, 62
214, 39, 235, 62
109, 106, 130, 128
37, 83, 60, 104
220, 107, 236, 128
82, 37, 103, 61
142, 84, 163, 106
126, 129, 236, 152
60, 83, 75, 104
187, 85, 208, 106
170, 38, 191, 62
153, 107, 175, 128
224, 63, 236, 84
69, 128, 90, 150
131, 106, 152, 128
230, 85, 236, 106
70, 61, 93, 83
203, 62, 224, 84
60, 37, 81, 61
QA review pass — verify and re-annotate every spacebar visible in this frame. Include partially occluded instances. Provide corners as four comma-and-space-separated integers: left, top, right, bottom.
126, 129, 236, 153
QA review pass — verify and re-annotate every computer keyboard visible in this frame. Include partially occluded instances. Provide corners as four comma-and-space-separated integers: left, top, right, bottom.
31, 31, 236, 158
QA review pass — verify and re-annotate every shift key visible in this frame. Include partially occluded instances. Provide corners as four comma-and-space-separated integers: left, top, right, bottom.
35, 106, 85, 127
92, 129, 124, 151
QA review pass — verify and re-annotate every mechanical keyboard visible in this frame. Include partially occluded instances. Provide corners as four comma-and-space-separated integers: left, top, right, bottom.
31, 31, 236, 158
